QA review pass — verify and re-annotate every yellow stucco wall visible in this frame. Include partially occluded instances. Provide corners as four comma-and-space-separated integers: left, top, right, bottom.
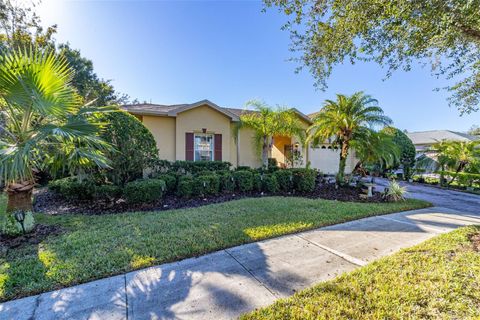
237, 127, 262, 168
175, 105, 232, 161
142, 115, 176, 161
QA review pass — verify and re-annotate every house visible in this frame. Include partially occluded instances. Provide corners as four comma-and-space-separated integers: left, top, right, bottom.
121, 99, 357, 174
407, 130, 479, 172
407, 130, 479, 154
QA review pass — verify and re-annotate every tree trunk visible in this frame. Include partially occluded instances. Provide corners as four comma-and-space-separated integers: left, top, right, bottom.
336, 142, 349, 184
6, 181, 34, 213
447, 163, 465, 186
262, 135, 269, 169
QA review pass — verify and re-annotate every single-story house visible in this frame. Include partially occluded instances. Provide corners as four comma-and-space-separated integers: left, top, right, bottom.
121, 99, 357, 174
407, 130, 479, 172
406, 130, 479, 154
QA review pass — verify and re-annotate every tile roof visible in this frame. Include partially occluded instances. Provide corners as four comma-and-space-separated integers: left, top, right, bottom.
406, 130, 479, 145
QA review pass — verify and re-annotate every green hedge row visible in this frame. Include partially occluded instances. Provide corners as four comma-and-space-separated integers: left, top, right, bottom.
50, 167, 319, 202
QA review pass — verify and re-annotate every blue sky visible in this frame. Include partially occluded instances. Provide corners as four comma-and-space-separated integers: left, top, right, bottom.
39, 0, 480, 132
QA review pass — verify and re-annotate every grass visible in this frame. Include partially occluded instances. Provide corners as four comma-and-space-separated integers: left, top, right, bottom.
0, 194, 429, 302
242, 225, 480, 320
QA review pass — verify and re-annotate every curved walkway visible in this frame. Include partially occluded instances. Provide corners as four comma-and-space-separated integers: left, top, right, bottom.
2, 183, 480, 320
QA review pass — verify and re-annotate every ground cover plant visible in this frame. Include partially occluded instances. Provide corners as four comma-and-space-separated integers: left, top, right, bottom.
0, 194, 429, 301
242, 225, 480, 319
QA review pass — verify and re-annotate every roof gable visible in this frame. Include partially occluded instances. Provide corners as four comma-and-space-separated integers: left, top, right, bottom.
167, 99, 239, 121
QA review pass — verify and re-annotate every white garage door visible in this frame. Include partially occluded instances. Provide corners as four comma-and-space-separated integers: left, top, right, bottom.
309, 145, 356, 174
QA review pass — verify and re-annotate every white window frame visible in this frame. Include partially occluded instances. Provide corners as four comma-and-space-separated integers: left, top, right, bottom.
194, 133, 214, 161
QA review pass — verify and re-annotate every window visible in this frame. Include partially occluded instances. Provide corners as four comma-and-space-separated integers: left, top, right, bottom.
194, 133, 214, 161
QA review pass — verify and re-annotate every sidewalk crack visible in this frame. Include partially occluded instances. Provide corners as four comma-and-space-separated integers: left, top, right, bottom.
224, 249, 279, 298
296, 235, 368, 267
124, 274, 129, 320
28, 294, 41, 320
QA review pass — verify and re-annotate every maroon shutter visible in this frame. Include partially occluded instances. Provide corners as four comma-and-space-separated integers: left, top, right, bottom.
214, 134, 222, 161
185, 132, 194, 161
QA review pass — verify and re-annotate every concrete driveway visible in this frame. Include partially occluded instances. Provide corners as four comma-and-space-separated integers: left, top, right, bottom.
375, 178, 480, 214
1, 183, 480, 320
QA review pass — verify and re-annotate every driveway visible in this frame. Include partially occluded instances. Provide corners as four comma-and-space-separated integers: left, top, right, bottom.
375, 178, 480, 214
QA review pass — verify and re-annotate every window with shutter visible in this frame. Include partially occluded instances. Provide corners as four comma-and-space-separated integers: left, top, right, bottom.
185, 132, 194, 161
214, 134, 222, 161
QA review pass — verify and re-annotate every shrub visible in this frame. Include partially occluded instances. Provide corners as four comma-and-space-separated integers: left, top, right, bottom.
267, 158, 278, 171
48, 177, 96, 200
176, 176, 194, 198
123, 179, 166, 204
94, 185, 123, 200
236, 166, 252, 171
193, 175, 220, 196
262, 174, 279, 193
171, 161, 231, 174
383, 180, 407, 202
382, 127, 416, 179
153, 174, 177, 194
275, 170, 294, 192
233, 170, 254, 192
291, 168, 317, 193
253, 173, 263, 192
218, 172, 235, 193
97, 109, 159, 186
1, 210, 35, 236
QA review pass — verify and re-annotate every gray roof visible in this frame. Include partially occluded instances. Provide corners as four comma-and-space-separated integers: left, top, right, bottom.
121, 100, 312, 124
120, 99, 240, 121
406, 130, 479, 145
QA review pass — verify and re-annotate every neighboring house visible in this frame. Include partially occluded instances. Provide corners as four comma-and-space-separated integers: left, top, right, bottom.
407, 130, 479, 172
121, 99, 357, 174
406, 130, 479, 154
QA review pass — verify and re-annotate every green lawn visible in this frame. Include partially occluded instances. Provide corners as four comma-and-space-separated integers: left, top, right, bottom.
242, 225, 480, 320
0, 194, 429, 302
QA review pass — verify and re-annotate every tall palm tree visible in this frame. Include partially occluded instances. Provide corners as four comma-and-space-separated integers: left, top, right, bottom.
236, 100, 305, 169
0, 49, 110, 213
308, 92, 392, 183
352, 131, 400, 176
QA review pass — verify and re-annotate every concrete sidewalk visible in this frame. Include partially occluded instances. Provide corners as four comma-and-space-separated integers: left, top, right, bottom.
2, 206, 480, 320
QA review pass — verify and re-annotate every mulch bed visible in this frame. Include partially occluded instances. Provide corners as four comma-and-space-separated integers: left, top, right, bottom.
0, 224, 63, 254
33, 183, 385, 215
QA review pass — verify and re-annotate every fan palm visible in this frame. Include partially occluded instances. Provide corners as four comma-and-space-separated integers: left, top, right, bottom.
0, 48, 111, 213
236, 100, 305, 168
308, 92, 392, 183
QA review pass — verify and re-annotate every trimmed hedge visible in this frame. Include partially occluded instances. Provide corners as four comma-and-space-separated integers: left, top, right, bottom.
48, 177, 96, 200
153, 174, 177, 194
193, 175, 220, 196
171, 161, 231, 174
177, 176, 194, 198
439, 171, 480, 187
94, 185, 123, 200
218, 172, 235, 193
233, 170, 254, 192
124, 179, 166, 204
291, 168, 317, 193
274, 170, 294, 192
262, 174, 279, 193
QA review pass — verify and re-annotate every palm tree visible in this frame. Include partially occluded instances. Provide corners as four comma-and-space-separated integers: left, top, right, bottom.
352, 131, 400, 176
236, 100, 305, 169
0, 49, 110, 214
308, 92, 392, 183
427, 140, 480, 186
